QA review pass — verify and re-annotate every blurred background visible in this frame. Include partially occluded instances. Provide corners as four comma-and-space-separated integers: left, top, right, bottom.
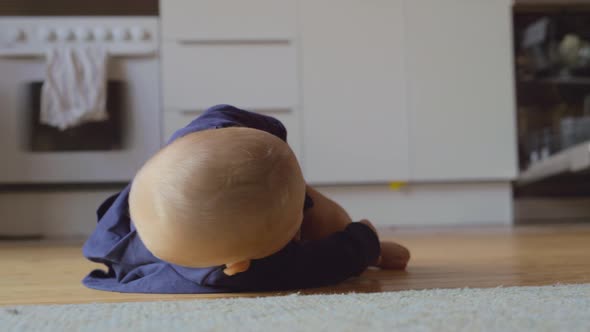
0, 0, 589, 240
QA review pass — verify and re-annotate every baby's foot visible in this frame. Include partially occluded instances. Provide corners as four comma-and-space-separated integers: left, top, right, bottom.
378, 241, 410, 270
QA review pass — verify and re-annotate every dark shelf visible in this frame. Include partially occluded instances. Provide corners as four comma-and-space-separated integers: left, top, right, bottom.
518, 77, 590, 85
514, 0, 590, 13
515, 169, 590, 197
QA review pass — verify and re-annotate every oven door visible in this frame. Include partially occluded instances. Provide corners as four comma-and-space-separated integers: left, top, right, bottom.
0, 53, 161, 184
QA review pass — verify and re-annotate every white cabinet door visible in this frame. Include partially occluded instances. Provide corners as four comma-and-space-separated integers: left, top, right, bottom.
161, 0, 296, 41
162, 43, 298, 111
300, 0, 408, 184
405, 0, 517, 181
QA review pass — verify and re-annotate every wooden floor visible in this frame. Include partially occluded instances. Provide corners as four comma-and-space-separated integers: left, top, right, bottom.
1, 224, 589, 306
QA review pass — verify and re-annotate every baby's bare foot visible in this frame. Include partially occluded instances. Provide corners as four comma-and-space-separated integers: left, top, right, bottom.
378, 241, 410, 270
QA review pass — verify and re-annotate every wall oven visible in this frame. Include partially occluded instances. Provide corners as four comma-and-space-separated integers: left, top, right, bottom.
0, 17, 161, 184
0, 14, 160, 237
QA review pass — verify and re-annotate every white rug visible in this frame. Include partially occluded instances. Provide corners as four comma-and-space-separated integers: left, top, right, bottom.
2, 284, 590, 332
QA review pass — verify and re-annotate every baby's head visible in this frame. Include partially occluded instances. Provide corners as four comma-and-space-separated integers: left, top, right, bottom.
129, 127, 305, 271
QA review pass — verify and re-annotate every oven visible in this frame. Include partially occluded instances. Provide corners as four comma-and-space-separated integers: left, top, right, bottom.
0, 17, 161, 184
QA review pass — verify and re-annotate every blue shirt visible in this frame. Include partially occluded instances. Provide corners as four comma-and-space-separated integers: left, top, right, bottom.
82, 105, 380, 293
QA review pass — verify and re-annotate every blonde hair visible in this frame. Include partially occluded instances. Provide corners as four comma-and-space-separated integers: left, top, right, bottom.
129, 127, 306, 267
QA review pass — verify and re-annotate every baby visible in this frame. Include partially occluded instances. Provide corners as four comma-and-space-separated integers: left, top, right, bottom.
83, 105, 410, 293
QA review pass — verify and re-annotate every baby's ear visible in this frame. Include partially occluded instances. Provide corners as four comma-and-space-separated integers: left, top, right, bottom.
223, 260, 251, 276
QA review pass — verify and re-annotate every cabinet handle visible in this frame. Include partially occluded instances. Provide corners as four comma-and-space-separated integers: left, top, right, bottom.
179, 108, 291, 115
177, 39, 290, 46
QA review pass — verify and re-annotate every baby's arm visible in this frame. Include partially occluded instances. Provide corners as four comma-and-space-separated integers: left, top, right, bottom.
204, 221, 381, 291
300, 186, 352, 241
302, 185, 410, 270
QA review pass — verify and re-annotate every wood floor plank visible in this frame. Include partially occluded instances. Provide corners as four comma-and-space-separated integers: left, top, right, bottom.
1, 224, 589, 305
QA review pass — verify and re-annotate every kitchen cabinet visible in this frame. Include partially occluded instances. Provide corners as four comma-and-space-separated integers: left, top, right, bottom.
404, 0, 517, 181
161, 0, 517, 184
299, 0, 409, 183
160, 0, 301, 160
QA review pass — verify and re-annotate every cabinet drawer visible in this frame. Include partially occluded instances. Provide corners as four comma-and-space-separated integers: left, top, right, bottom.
163, 110, 302, 160
162, 43, 298, 110
161, 0, 296, 41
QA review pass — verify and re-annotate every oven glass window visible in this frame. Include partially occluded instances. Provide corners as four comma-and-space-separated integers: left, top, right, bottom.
28, 81, 124, 151
514, 10, 590, 170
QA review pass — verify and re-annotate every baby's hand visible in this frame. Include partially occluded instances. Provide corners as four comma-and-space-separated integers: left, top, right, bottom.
359, 219, 410, 269
223, 260, 251, 276
378, 241, 410, 270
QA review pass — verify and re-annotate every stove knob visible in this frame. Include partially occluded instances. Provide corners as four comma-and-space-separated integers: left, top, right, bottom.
93, 27, 111, 41
112, 27, 130, 41
8, 28, 26, 42
75, 27, 92, 41
38, 28, 56, 42
130, 26, 148, 41
56, 28, 73, 41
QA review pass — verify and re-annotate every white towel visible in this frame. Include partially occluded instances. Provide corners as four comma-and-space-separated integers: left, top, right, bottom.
41, 46, 109, 130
